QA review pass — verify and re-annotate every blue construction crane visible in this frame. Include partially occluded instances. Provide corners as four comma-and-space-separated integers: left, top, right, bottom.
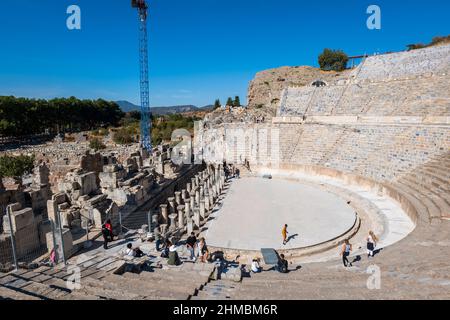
131, 0, 152, 152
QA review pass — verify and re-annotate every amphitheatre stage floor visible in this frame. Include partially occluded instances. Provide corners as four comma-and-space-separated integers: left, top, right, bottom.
205, 177, 356, 251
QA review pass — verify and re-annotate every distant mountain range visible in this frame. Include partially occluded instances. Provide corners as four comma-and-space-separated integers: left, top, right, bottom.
116, 100, 214, 115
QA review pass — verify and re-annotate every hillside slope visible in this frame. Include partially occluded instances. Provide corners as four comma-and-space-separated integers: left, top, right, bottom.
247, 66, 351, 115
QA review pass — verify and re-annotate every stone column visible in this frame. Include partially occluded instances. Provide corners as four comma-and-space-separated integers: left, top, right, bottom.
168, 214, 178, 231
209, 176, 214, 189
190, 197, 195, 216
204, 193, 210, 214
174, 191, 181, 206
160, 223, 168, 236
184, 201, 191, 220
186, 219, 193, 235
199, 185, 204, 198
168, 197, 176, 214
177, 205, 185, 228
195, 174, 200, 186
216, 180, 221, 195
151, 212, 159, 229
215, 166, 219, 185
181, 189, 187, 202
191, 177, 196, 190
193, 208, 200, 229
195, 189, 200, 207
199, 199, 206, 220
186, 182, 191, 194
209, 192, 214, 209
160, 204, 168, 224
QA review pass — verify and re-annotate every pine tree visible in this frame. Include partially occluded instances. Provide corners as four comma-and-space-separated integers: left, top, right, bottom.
233, 96, 241, 107
214, 99, 221, 110
226, 97, 233, 107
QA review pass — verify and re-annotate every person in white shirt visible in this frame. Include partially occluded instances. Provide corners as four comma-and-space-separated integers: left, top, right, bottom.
126, 243, 135, 257
367, 231, 378, 258
251, 258, 261, 273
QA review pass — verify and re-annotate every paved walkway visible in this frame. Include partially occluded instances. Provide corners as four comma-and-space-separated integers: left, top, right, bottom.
205, 177, 356, 250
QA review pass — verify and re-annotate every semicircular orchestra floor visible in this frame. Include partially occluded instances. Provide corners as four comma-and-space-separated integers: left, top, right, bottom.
205, 177, 356, 251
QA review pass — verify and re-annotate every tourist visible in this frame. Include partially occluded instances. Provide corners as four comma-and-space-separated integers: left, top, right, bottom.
277, 254, 289, 273
49, 247, 58, 266
161, 239, 172, 258
168, 244, 181, 266
224, 167, 230, 180
235, 168, 240, 179
101, 221, 113, 250
125, 243, 145, 258
197, 237, 209, 263
251, 258, 262, 273
134, 246, 145, 257
105, 219, 114, 241
186, 232, 197, 261
126, 243, 134, 256
367, 231, 378, 258
341, 239, 353, 267
282, 224, 289, 245
154, 226, 163, 252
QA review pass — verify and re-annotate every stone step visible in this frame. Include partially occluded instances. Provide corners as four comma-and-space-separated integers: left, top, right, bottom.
7, 271, 71, 294
425, 164, 450, 180
410, 167, 450, 188
0, 275, 60, 300
64, 276, 140, 300
80, 276, 145, 300
123, 270, 209, 289
399, 177, 450, 216
417, 167, 450, 187
103, 274, 190, 300
16, 280, 70, 299
0, 284, 42, 300
409, 171, 450, 194
195, 291, 231, 300
394, 182, 441, 220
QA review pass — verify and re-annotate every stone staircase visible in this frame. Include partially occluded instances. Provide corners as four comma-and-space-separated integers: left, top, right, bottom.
191, 279, 237, 300
0, 248, 216, 300
394, 152, 450, 221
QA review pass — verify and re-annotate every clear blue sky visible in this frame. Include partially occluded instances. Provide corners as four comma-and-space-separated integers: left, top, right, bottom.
0, 0, 448, 107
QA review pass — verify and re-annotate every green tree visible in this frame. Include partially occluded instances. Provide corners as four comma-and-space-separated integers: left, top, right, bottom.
318, 49, 349, 71
233, 96, 241, 107
89, 138, 106, 151
214, 99, 221, 110
0, 96, 124, 137
226, 97, 234, 106
0, 154, 35, 178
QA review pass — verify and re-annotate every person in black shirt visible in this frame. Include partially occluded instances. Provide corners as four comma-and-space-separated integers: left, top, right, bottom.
186, 232, 197, 261
277, 254, 289, 273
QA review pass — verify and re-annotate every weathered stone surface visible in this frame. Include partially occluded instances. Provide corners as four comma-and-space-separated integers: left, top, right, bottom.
3, 207, 34, 233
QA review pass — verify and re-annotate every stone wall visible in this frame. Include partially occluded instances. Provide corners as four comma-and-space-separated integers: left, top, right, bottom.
196, 121, 450, 183
279, 74, 450, 117
354, 44, 450, 81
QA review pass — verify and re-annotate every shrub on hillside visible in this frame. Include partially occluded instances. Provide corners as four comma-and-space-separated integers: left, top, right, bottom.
113, 128, 135, 145
89, 138, 106, 151
407, 35, 450, 51
0, 154, 35, 178
318, 49, 349, 71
